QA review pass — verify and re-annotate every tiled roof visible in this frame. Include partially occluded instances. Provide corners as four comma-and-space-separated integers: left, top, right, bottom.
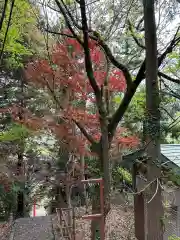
161, 144, 180, 167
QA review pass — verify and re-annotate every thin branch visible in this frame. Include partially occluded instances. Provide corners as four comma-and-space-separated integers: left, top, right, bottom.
46, 0, 99, 14
135, 27, 180, 85
79, 0, 101, 102
0, 0, 8, 31
44, 29, 73, 38
90, 34, 133, 88
0, 0, 15, 63
73, 120, 96, 144
54, 0, 82, 45
108, 85, 138, 141
45, 4, 180, 145
54, 0, 132, 97
108, 25, 180, 142
136, 16, 144, 31
158, 26, 180, 65
61, 0, 82, 29
128, 20, 146, 49
162, 90, 180, 100
46, 27, 133, 89
42, 76, 96, 145
160, 106, 175, 121
158, 72, 180, 85
46, 4, 61, 13
161, 81, 180, 100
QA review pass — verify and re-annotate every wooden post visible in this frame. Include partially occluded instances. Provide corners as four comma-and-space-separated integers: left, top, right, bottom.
81, 178, 105, 240
33, 199, 36, 217
134, 194, 146, 240
133, 164, 146, 240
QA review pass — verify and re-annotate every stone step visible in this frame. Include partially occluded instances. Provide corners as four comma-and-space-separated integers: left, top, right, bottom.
12, 216, 54, 240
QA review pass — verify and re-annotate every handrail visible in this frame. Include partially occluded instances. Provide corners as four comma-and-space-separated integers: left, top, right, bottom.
56, 207, 73, 240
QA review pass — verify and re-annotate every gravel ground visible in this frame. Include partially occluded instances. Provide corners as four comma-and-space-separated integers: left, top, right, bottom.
1, 199, 136, 240
0, 223, 11, 240
12, 216, 54, 240
51, 204, 136, 240
74, 204, 136, 240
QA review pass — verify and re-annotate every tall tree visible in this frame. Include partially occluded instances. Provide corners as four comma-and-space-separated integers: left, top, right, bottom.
143, 0, 163, 239
0, 0, 48, 219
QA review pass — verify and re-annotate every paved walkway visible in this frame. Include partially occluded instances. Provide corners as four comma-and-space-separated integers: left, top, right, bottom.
12, 216, 55, 240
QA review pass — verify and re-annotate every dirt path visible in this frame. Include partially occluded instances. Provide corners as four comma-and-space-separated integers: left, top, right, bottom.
12, 216, 55, 240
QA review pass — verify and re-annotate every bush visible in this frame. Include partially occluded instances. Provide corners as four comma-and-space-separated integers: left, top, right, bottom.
169, 235, 180, 240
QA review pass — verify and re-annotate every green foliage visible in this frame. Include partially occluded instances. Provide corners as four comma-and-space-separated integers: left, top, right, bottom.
120, 87, 145, 135
112, 166, 132, 188
64, 0, 75, 5
117, 168, 132, 184
113, 95, 122, 104
167, 168, 180, 186
168, 235, 180, 240
0, 123, 31, 142
0, 183, 16, 221
0, 0, 38, 68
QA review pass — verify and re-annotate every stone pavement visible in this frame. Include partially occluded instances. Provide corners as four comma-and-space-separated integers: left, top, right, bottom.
12, 216, 55, 240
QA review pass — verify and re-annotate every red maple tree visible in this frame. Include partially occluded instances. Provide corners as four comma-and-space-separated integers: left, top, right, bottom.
20, 34, 139, 157
0, 30, 140, 215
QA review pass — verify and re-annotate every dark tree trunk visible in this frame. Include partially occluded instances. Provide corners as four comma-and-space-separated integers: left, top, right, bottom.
16, 70, 25, 218
100, 120, 111, 215
16, 152, 25, 218
133, 164, 146, 240
91, 118, 110, 240
134, 194, 146, 240
143, 0, 163, 239
91, 195, 101, 240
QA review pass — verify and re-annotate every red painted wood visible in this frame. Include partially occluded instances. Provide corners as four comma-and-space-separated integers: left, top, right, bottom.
33, 200, 36, 217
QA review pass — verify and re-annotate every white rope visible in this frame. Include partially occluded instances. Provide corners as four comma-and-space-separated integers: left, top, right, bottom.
147, 178, 159, 204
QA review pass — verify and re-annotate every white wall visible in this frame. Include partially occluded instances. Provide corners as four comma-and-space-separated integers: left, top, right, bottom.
30, 200, 47, 217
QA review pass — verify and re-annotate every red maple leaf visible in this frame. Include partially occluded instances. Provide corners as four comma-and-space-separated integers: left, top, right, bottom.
14, 35, 138, 157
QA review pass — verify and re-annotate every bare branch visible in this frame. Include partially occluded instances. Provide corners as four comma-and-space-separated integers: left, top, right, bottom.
42, 76, 96, 145
90, 34, 133, 88
44, 29, 73, 38
158, 72, 180, 85
0, 0, 15, 63
79, 0, 101, 103
158, 26, 180, 65
128, 20, 146, 49
54, 0, 82, 45
73, 120, 96, 144
108, 85, 138, 141
46, 27, 133, 89
0, 0, 8, 31
108, 25, 180, 142
161, 78, 180, 100
135, 16, 144, 31
160, 106, 175, 121
61, 0, 82, 29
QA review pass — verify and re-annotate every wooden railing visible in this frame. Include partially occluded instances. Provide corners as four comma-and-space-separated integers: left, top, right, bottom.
56, 207, 75, 240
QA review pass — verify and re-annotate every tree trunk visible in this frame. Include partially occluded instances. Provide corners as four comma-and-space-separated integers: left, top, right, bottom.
91, 118, 110, 240
133, 164, 146, 240
16, 70, 25, 218
101, 120, 111, 215
16, 151, 25, 218
143, 0, 163, 239
134, 194, 146, 240
91, 195, 101, 240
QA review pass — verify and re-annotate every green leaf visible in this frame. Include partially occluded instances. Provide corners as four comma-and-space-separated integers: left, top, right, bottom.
113, 95, 122, 104
0, 123, 31, 142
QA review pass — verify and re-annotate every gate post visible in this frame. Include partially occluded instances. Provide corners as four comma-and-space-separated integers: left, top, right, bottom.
81, 178, 105, 240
